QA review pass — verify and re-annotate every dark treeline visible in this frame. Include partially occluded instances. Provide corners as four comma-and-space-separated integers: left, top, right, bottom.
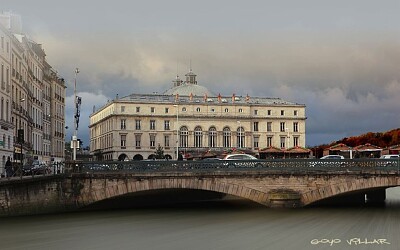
310, 128, 400, 157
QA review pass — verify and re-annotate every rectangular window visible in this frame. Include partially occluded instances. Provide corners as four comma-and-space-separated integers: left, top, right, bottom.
135, 120, 141, 130
120, 135, 126, 148
121, 106, 125, 112
293, 137, 299, 147
151, 107, 155, 113
253, 136, 259, 148
164, 135, 170, 148
281, 110, 285, 116
267, 110, 271, 115
253, 122, 259, 132
150, 134, 156, 148
294, 110, 298, 116
164, 120, 170, 130
254, 110, 258, 115
280, 137, 285, 148
150, 120, 156, 130
136, 107, 140, 112
280, 122, 285, 132
135, 134, 141, 148
120, 119, 126, 130
267, 136, 272, 147
165, 107, 169, 113
267, 122, 272, 132
293, 122, 299, 132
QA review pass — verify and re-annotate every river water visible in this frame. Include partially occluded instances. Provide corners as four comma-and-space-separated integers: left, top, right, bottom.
1, 188, 400, 250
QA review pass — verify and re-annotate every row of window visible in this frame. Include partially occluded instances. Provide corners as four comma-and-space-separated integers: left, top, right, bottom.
121, 105, 299, 116
121, 119, 300, 133
120, 133, 299, 149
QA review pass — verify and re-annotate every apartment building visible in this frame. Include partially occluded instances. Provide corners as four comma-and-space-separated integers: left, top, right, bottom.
0, 11, 66, 175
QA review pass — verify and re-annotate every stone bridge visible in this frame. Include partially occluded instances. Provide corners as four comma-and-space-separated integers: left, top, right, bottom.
1, 159, 400, 216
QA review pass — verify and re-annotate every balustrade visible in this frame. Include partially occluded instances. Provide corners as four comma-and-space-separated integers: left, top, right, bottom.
68, 158, 400, 175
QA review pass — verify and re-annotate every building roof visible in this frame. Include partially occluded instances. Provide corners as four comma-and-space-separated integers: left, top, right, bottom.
118, 93, 301, 106
259, 146, 283, 153
286, 146, 311, 153
328, 143, 352, 151
163, 83, 215, 96
354, 143, 382, 151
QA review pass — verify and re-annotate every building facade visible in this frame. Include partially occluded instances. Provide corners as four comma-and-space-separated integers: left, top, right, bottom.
89, 69, 306, 161
0, 21, 13, 170
0, 11, 66, 175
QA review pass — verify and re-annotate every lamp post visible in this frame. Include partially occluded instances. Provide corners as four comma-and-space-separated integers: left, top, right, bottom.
18, 98, 25, 179
173, 104, 179, 160
237, 121, 241, 148
72, 68, 79, 161
285, 128, 290, 159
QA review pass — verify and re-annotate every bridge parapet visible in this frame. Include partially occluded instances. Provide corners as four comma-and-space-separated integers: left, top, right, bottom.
66, 158, 400, 175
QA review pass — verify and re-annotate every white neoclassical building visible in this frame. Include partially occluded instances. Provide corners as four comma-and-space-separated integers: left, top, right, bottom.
89, 69, 306, 161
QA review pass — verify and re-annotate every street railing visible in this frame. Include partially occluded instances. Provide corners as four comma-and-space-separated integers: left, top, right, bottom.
0, 162, 66, 181
66, 158, 400, 175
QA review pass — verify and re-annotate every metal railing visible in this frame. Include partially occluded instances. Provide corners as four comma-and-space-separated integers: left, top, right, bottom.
66, 158, 400, 175
0, 162, 65, 180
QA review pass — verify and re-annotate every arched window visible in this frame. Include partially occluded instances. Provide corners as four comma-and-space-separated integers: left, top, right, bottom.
196, 107, 201, 112
223, 127, 231, 148
179, 126, 188, 148
237, 127, 245, 148
194, 126, 203, 148
208, 127, 217, 148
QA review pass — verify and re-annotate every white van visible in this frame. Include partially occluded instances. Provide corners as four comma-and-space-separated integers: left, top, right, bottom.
380, 155, 399, 159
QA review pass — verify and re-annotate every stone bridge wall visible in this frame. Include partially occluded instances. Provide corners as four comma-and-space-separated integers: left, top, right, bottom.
0, 172, 399, 216
75, 173, 400, 209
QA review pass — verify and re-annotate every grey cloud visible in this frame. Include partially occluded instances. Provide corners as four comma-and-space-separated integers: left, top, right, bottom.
7, 0, 398, 147
44, 33, 400, 147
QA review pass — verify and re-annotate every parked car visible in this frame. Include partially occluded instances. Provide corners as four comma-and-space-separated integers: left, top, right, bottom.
320, 155, 345, 160
309, 155, 345, 168
379, 155, 399, 159
223, 154, 258, 160
378, 155, 399, 168
222, 154, 263, 168
23, 164, 51, 175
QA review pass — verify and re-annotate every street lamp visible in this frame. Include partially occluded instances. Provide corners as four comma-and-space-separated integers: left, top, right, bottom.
18, 98, 25, 178
285, 128, 290, 149
237, 121, 241, 148
285, 128, 290, 159
72, 68, 79, 161
173, 104, 179, 160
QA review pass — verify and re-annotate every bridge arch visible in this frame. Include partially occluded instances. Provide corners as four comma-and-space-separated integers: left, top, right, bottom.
76, 178, 269, 208
302, 177, 398, 206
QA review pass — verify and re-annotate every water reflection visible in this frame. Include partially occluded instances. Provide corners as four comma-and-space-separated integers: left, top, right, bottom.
0, 187, 399, 250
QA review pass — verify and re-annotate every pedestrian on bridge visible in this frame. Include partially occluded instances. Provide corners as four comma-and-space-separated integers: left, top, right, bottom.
5, 157, 13, 178
178, 152, 183, 161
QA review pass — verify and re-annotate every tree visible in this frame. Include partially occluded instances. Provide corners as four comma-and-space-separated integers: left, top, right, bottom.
155, 144, 165, 159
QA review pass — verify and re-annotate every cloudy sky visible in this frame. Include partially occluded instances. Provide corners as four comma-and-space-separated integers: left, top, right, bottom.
3, 0, 400, 147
